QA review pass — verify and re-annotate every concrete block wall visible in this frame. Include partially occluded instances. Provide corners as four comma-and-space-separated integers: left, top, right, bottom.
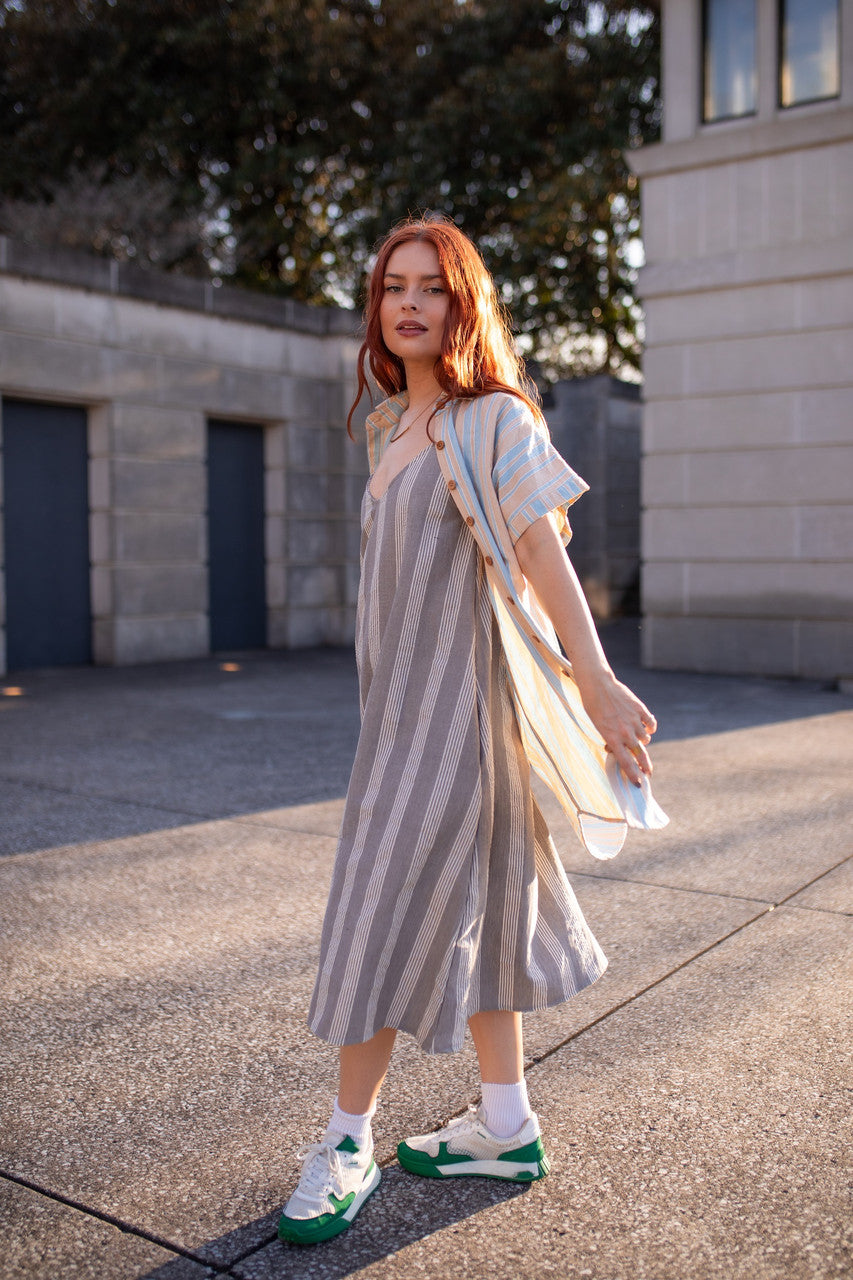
0, 239, 365, 670
630, 0, 853, 679
546, 376, 641, 619
88, 402, 209, 665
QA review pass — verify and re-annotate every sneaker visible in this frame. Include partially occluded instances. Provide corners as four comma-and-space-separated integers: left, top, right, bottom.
397, 1105, 549, 1182
278, 1132, 381, 1245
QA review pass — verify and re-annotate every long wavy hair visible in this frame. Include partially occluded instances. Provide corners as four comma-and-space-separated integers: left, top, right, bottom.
347, 216, 543, 436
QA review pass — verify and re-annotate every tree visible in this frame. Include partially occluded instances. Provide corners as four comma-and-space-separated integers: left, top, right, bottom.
0, 162, 203, 264
0, 0, 660, 376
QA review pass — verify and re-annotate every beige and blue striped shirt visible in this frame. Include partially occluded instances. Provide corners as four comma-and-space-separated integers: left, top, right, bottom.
366, 390, 668, 859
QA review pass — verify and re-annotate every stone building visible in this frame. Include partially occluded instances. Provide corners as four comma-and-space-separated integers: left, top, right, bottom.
0, 239, 644, 676
547, 376, 642, 621
632, 0, 853, 679
0, 239, 366, 673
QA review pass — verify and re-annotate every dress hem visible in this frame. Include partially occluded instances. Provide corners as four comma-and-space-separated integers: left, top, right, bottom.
307, 955, 608, 1056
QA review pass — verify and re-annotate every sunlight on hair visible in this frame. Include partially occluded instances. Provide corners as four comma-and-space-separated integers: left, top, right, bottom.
348, 215, 545, 436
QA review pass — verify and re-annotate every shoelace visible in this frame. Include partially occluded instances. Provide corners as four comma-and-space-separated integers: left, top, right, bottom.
423, 1107, 484, 1150
294, 1141, 344, 1195
445, 1105, 482, 1134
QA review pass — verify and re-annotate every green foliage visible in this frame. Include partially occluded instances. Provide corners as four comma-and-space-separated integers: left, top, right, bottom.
0, 0, 660, 375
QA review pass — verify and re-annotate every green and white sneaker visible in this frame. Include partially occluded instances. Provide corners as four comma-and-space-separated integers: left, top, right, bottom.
278, 1132, 381, 1245
397, 1105, 549, 1183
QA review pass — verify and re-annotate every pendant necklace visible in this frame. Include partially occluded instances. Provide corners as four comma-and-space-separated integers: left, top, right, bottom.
389, 395, 441, 443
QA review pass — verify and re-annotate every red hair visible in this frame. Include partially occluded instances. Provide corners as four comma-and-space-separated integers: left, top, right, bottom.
347, 216, 543, 436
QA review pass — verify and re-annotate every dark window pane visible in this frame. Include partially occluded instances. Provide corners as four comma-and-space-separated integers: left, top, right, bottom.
703, 0, 758, 121
781, 0, 840, 107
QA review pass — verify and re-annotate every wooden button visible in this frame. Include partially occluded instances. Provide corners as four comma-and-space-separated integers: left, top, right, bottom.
484, 556, 493, 566
447, 480, 457, 490
465, 516, 475, 526
435, 440, 445, 450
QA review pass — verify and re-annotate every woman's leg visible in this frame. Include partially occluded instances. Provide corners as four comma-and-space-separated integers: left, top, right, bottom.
468, 1010, 524, 1082
337, 1026, 397, 1114
468, 1010, 532, 1138
279, 1029, 395, 1244
396, 1010, 545, 1177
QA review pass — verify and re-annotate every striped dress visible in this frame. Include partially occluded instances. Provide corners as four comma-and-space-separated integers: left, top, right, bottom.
308, 441, 607, 1055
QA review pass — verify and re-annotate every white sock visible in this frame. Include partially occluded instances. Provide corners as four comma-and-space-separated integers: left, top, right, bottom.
480, 1079, 531, 1139
325, 1097, 375, 1149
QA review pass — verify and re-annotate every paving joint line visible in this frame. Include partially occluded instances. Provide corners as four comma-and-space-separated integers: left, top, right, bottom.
523, 904, 774, 1077
0, 1167, 231, 1274
230, 855, 853, 1265
0, 773, 343, 851
371, 905, 777, 1152
417, 854, 853, 1137
211, 813, 341, 836
787, 902, 851, 917
774, 851, 852, 905
524, 850, 853, 1077
0, 773, 217, 823
3, 845, 847, 1269
568, 867, 778, 906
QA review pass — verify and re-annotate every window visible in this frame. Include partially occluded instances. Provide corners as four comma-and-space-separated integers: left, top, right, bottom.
703, 0, 758, 122
780, 0, 840, 107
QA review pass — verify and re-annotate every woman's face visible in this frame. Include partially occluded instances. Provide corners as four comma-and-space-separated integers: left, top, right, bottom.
379, 239, 449, 369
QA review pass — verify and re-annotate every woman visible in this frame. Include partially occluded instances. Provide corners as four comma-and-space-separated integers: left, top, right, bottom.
278, 217, 664, 1246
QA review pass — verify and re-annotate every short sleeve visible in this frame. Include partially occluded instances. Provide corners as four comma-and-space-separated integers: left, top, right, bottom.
491, 396, 589, 544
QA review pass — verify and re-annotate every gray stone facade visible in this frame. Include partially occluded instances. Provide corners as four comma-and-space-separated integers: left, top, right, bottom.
1, 237, 646, 674
631, 0, 853, 680
0, 237, 367, 672
547, 376, 641, 620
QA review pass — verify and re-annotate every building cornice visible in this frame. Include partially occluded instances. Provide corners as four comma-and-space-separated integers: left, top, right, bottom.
0, 236, 358, 337
638, 237, 853, 299
629, 104, 853, 177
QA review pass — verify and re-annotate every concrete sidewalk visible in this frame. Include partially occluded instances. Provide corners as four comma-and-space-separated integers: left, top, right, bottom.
1, 623, 851, 1280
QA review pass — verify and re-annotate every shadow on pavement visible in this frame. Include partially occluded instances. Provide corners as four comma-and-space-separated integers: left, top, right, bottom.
139, 1168, 529, 1279
2, 627, 851, 859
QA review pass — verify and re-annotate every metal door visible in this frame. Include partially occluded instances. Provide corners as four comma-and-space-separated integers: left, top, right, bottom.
207, 419, 267, 651
2, 399, 91, 669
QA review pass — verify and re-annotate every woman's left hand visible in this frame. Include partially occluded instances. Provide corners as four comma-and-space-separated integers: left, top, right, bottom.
515, 513, 658, 786
575, 669, 657, 787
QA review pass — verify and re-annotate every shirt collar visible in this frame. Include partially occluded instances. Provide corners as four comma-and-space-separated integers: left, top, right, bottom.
365, 392, 408, 436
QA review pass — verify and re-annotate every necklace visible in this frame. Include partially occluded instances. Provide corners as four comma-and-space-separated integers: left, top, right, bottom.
389, 395, 441, 443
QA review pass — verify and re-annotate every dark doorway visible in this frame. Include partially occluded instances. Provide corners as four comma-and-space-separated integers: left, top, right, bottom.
207, 419, 267, 651
2, 399, 91, 670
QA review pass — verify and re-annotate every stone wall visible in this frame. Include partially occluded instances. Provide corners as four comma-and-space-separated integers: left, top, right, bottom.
630, 0, 853, 680
0, 238, 366, 671
546, 376, 641, 619
0, 243, 649, 674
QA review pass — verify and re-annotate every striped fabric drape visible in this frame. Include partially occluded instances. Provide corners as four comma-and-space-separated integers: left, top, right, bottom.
365, 391, 669, 860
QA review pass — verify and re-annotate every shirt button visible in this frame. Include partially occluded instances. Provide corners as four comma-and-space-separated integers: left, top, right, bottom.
447, 480, 457, 490
436, 440, 445, 450
484, 556, 494, 566
466, 516, 475, 526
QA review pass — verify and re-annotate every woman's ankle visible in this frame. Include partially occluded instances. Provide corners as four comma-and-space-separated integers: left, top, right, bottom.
326, 1096, 375, 1148
480, 1078, 531, 1139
